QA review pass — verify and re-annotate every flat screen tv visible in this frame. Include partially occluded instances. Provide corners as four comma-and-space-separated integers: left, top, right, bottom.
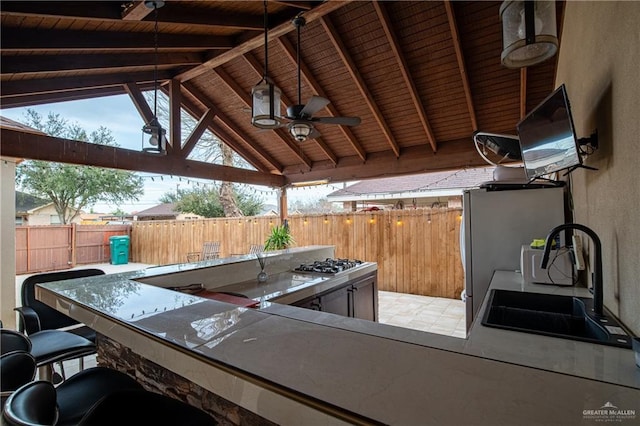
517, 84, 582, 180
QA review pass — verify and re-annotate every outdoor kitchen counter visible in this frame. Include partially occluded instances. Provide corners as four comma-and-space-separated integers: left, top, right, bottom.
36, 257, 640, 425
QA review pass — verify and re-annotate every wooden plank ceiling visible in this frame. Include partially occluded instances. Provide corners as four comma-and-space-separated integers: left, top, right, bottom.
0, 1, 563, 187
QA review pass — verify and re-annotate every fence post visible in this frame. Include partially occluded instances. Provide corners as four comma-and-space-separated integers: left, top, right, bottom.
70, 223, 77, 267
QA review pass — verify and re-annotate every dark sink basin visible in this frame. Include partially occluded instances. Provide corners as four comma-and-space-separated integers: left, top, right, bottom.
482, 290, 632, 348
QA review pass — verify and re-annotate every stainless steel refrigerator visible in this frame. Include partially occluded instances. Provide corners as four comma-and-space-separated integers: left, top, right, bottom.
462, 186, 565, 332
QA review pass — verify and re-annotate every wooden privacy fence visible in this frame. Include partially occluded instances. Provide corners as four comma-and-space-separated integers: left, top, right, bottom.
16, 225, 131, 274
132, 208, 464, 299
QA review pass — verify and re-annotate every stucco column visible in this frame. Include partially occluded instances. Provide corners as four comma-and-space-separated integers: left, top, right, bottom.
0, 158, 17, 329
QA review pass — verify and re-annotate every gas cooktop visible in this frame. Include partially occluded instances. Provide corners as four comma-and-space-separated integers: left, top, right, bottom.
293, 258, 364, 275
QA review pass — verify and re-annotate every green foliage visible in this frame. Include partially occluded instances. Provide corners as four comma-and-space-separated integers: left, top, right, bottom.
15, 109, 144, 223
235, 187, 263, 216
165, 184, 264, 218
110, 208, 128, 217
174, 187, 225, 218
264, 224, 295, 251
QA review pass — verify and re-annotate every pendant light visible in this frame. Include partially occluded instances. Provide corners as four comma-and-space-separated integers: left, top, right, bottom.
289, 15, 313, 142
500, 0, 558, 68
142, 0, 167, 154
251, 0, 283, 129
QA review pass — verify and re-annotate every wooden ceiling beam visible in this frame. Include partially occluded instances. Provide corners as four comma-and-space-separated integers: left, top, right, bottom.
123, 82, 155, 128
181, 82, 283, 174
0, 28, 233, 52
320, 16, 401, 158
168, 79, 182, 156
0, 53, 203, 76
276, 35, 367, 162
182, 109, 216, 157
272, 2, 314, 11
1, 2, 264, 30
0, 128, 285, 187
121, 1, 154, 21
0, 84, 155, 109
1, 71, 172, 98
213, 67, 313, 169
176, 1, 352, 82
373, 2, 437, 153
444, 0, 478, 132
520, 68, 527, 119
242, 52, 339, 165
282, 138, 487, 185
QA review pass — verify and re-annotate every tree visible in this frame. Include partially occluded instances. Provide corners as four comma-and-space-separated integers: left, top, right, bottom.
161, 184, 263, 218
289, 197, 334, 214
16, 110, 144, 223
146, 91, 262, 216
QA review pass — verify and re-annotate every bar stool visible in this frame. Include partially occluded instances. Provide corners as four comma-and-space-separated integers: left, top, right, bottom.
2, 366, 144, 426
0, 328, 95, 382
77, 389, 217, 425
15, 268, 105, 377
0, 351, 37, 407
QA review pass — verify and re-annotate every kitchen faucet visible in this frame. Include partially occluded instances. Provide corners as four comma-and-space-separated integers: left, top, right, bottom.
540, 223, 603, 316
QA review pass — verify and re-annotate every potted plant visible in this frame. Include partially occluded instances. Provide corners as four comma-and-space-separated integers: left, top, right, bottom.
264, 223, 295, 251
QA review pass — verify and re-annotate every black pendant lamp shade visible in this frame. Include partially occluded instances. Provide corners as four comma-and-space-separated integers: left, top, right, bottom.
142, 1, 167, 154
251, 1, 283, 129
500, 0, 558, 68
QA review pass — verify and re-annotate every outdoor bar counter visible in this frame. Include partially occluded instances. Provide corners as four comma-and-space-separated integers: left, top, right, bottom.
36, 246, 640, 425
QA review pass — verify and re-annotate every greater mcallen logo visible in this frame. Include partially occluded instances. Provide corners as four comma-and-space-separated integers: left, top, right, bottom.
583, 402, 636, 422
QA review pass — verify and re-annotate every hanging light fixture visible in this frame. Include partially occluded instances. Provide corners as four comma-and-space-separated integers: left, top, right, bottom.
251, 0, 283, 129
500, 0, 558, 68
142, 0, 167, 154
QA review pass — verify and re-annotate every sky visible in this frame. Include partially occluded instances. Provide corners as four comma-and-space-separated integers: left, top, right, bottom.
1, 94, 342, 214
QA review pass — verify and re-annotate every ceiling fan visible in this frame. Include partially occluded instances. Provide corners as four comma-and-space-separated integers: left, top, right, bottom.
281, 15, 361, 142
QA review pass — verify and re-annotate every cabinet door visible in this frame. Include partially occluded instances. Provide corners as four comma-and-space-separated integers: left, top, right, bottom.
320, 285, 350, 317
293, 297, 321, 311
350, 276, 377, 322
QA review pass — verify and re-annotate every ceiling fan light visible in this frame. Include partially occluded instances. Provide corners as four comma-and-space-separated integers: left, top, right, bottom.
500, 0, 558, 68
290, 122, 312, 142
252, 79, 283, 129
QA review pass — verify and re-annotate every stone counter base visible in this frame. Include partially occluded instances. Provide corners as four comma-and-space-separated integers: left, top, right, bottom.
96, 334, 276, 426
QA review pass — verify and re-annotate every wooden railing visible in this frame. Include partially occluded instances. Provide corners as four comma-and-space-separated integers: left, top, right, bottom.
131, 209, 464, 299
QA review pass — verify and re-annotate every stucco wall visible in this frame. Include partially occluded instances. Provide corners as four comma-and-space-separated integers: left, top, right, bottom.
28, 204, 82, 225
555, 1, 640, 334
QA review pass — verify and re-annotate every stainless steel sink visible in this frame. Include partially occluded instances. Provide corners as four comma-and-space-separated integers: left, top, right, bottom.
482, 289, 633, 348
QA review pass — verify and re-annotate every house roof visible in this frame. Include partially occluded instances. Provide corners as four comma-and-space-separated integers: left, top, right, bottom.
135, 203, 179, 218
327, 166, 495, 202
0, 1, 562, 188
15, 191, 50, 214
0, 116, 46, 136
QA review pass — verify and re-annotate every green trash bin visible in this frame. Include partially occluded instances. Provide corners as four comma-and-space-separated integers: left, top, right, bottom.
109, 235, 130, 265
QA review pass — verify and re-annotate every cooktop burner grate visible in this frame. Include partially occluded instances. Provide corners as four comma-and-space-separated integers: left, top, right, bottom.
294, 258, 364, 275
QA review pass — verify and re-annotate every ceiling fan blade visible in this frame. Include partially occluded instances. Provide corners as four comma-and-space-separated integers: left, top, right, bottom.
300, 96, 330, 117
308, 127, 322, 140
313, 116, 361, 126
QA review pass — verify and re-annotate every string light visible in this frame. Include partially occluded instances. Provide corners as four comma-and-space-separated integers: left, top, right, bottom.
396, 217, 402, 226
369, 215, 375, 224
324, 216, 328, 224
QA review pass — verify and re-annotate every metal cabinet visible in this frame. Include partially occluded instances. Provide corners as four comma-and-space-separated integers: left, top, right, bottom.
292, 272, 378, 321
349, 274, 378, 322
